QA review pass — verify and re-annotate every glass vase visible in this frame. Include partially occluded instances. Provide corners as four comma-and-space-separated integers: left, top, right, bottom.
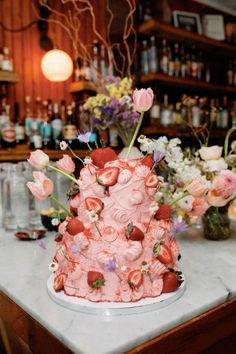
202, 206, 231, 240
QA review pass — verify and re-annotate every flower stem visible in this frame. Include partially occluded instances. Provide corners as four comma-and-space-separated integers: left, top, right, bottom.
169, 191, 189, 206
94, 222, 102, 238
66, 145, 84, 165
48, 164, 79, 185
224, 126, 236, 157
125, 111, 144, 158
50, 194, 73, 217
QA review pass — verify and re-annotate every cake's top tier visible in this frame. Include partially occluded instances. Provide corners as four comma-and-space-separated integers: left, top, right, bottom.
72, 157, 158, 229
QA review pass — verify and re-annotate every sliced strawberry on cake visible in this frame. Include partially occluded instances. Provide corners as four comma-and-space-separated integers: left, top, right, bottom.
153, 242, 173, 264
141, 155, 153, 168
54, 273, 67, 291
96, 167, 119, 186
85, 197, 104, 214
67, 218, 84, 236
90, 148, 117, 168
145, 172, 159, 188
154, 204, 171, 220
128, 270, 143, 289
87, 271, 105, 289
125, 222, 144, 241
162, 270, 183, 293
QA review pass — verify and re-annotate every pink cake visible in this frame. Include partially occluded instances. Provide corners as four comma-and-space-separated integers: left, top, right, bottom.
52, 155, 182, 302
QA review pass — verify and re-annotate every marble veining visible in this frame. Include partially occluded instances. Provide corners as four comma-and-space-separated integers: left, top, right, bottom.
0, 226, 236, 354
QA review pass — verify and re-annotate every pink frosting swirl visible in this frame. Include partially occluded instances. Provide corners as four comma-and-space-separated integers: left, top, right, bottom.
150, 226, 165, 240
91, 183, 106, 198
152, 278, 163, 296
118, 169, 132, 184
103, 226, 118, 242
113, 208, 130, 224
120, 280, 132, 302
74, 234, 90, 250
135, 165, 150, 178
129, 190, 144, 205
97, 251, 116, 271
132, 285, 144, 301
124, 241, 143, 261
149, 260, 167, 280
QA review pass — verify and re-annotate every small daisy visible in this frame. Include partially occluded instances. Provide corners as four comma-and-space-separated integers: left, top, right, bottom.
51, 218, 60, 226
84, 156, 93, 165
141, 262, 148, 273
149, 201, 159, 214
86, 209, 98, 222
60, 141, 68, 150
48, 262, 58, 272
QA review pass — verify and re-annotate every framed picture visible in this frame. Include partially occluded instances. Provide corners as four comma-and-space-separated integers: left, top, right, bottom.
173, 11, 202, 34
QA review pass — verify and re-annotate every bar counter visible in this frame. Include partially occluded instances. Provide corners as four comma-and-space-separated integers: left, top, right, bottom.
0, 226, 236, 354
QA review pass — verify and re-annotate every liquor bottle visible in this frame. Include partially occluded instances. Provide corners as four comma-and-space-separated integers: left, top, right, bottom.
1, 104, 16, 149
35, 96, 43, 131
82, 59, 91, 81
173, 102, 182, 125
91, 40, 99, 84
148, 36, 158, 73
51, 103, 63, 149
160, 39, 168, 74
233, 60, 236, 86
209, 98, 217, 128
160, 94, 172, 127
13, 102, 25, 144
180, 45, 187, 78
167, 45, 174, 76
1, 47, 13, 72
220, 96, 229, 129
100, 45, 107, 79
141, 39, 149, 75
142, 0, 153, 22
186, 51, 191, 78
60, 99, 67, 122
40, 100, 52, 149
227, 60, 233, 85
173, 43, 180, 77
197, 51, 204, 80
205, 62, 211, 83
24, 96, 33, 139
74, 58, 81, 81
191, 45, 198, 79
192, 98, 201, 127
30, 119, 42, 149
62, 105, 78, 149
150, 95, 160, 125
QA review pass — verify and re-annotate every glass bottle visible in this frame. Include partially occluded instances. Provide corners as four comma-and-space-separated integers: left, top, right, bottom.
191, 45, 198, 79
40, 100, 52, 149
180, 45, 187, 78
220, 96, 229, 129
91, 40, 99, 84
62, 105, 78, 149
14, 102, 25, 144
160, 39, 168, 74
150, 94, 160, 125
227, 60, 233, 85
173, 43, 180, 77
51, 103, 63, 149
141, 39, 149, 75
168, 45, 174, 76
197, 51, 204, 80
100, 45, 107, 80
160, 94, 172, 127
148, 36, 158, 73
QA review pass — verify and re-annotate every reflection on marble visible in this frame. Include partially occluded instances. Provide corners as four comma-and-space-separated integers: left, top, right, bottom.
0, 226, 236, 354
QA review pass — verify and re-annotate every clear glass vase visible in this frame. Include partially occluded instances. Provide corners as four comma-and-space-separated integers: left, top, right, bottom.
202, 206, 231, 241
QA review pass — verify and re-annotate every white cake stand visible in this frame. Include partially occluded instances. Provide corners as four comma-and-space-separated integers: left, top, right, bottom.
47, 274, 186, 316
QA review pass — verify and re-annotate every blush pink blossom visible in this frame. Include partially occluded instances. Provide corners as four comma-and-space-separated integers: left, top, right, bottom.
56, 155, 75, 174
207, 189, 231, 207
28, 150, 49, 170
27, 171, 53, 200
198, 145, 222, 161
186, 179, 208, 197
188, 197, 209, 217
212, 170, 236, 199
132, 88, 154, 112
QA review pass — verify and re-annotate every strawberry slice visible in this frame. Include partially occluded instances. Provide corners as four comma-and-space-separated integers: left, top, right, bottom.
145, 172, 159, 188
96, 167, 119, 186
85, 197, 104, 214
125, 222, 144, 241
153, 242, 173, 264
87, 271, 105, 289
162, 270, 183, 293
67, 218, 84, 236
54, 273, 66, 291
154, 204, 171, 220
128, 270, 143, 289
90, 148, 117, 168
141, 155, 153, 168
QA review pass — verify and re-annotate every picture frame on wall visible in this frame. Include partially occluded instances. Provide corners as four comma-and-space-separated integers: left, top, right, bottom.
173, 11, 202, 34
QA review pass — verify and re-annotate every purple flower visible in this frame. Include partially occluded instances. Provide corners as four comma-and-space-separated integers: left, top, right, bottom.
154, 150, 165, 163
78, 132, 91, 143
104, 259, 116, 272
171, 217, 188, 236
70, 243, 81, 254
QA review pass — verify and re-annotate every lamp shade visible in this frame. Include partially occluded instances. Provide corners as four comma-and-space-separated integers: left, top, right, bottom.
41, 49, 73, 82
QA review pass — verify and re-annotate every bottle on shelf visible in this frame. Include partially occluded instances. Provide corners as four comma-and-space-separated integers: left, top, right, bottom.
173, 43, 180, 77
197, 51, 204, 81
51, 103, 63, 149
1, 104, 16, 149
13, 102, 25, 144
142, 0, 154, 22
173, 102, 182, 125
91, 40, 99, 84
100, 45, 107, 80
233, 59, 236, 86
227, 59, 233, 85
160, 94, 172, 127
191, 45, 198, 79
167, 45, 174, 76
180, 45, 187, 78
219, 96, 229, 129
1, 47, 13, 72
62, 104, 78, 149
185, 51, 192, 79
141, 39, 149, 75
24, 96, 33, 140
191, 98, 201, 128
150, 94, 160, 125
160, 39, 168, 74
40, 100, 52, 149
148, 36, 158, 73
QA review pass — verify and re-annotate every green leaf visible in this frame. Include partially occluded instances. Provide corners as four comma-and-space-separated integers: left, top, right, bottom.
153, 242, 161, 257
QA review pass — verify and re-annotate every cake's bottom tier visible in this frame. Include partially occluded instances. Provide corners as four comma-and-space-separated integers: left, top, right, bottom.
47, 274, 186, 315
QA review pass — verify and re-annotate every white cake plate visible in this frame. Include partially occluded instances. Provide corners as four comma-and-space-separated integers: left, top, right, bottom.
47, 274, 186, 316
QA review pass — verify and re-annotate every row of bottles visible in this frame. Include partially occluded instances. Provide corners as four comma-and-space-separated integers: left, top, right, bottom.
150, 94, 231, 129
0, 97, 80, 150
74, 40, 114, 84
0, 47, 14, 72
141, 38, 209, 82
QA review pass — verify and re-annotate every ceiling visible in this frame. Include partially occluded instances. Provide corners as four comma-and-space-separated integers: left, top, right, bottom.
195, 0, 236, 16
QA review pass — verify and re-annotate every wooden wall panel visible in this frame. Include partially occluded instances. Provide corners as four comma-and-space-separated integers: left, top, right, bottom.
0, 0, 107, 121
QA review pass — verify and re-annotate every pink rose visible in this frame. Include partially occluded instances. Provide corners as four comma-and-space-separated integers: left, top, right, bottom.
188, 197, 209, 217
132, 88, 154, 112
199, 146, 222, 161
27, 171, 53, 200
187, 179, 208, 197
212, 170, 236, 199
28, 150, 49, 170
56, 155, 75, 174
207, 190, 231, 207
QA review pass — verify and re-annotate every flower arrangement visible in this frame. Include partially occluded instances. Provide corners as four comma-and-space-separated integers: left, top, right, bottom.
82, 77, 141, 147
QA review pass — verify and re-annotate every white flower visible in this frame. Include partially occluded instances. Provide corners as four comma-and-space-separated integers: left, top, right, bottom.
141, 262, 148, 273
48, 262, 58, 272
140, 138, 155, 154
154, 191, 164, 201
149, 201, 159, 214
86, 209, 98, 222
84, 156, 92, 165
177, 195, 194, 212
203, 158, 228, 172
51, 218, 60, 226
60, 141, 68, 150
137, 134, 147, 143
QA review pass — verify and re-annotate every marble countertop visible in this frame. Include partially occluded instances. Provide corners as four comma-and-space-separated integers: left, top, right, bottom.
0, 226, 236, 354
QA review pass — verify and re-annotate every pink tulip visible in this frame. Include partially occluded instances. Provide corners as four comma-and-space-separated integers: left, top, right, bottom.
198, 146, 222, 161
28, 150, 49, 170
186, 179, 208, 197
56, 155, 75, 174
132, 88, 154, 112
27, 171, 53, 200
212, 170, 236, 199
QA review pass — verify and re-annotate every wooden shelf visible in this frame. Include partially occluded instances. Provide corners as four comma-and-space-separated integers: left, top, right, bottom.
0, 71, 20, 83
140, 72, 236, 94
70, 80, 96, 93
0, 144, 88, 162
138, 19, 236, 57
142, 125, 228, 138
